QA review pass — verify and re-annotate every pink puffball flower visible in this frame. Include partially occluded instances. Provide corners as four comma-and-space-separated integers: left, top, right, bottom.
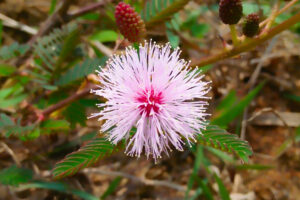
91, 41, 210, 160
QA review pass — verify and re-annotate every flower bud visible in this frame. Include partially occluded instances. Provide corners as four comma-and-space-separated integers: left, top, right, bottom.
243, 13, 260, 37
219, 0, 243, 25
115, 2, 146, 42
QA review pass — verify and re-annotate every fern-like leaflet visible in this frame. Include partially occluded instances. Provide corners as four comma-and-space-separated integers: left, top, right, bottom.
52, 137, 115, 179
0, 42, 29, 60
31, 23, 81, 90
198, 125, 253, 162
0, 114, 37, 138
142, 0, 190, 27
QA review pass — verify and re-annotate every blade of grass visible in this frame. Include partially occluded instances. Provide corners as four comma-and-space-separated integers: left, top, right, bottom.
101, 177, 122, 200
214, 174, 230, 200
19, 181, 98, 200
212, 82, 265, 127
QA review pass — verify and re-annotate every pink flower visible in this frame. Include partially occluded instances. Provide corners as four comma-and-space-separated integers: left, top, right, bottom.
91, 42, 210, 160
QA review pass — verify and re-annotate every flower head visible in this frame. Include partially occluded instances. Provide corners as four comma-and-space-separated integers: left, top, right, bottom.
91, 42, 210, 160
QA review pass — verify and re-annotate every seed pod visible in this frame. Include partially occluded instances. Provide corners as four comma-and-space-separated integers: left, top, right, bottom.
243, 13, 260, 37
115, 2, 146, 42
219, 0, 243, 25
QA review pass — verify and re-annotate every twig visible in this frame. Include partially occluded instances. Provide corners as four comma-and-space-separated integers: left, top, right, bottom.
260, 0, 280, 35
92, 41, 113, 57
0, 142, 21, 167
247, 108, 288, 126
260, 0, 298, 28
0, 13, 37, 35
82, 168, 190, 193
66, 0, 111, 21
240, 37, 278, 140
190, 11, 300, 68
42, 85, 97, 117
15, 0, 73, 66
27, 0, 73, 47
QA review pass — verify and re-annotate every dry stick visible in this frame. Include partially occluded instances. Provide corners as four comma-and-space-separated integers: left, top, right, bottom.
0, 13, 37, 35
82, 168, 190, 193
42, 85, 97, 117
66, 0, 111, 21
240, 37, 278, 140
27, 0, 73, 47
190, 11, 300, 68
260, 0, 280, 35
0, 142, 21, 167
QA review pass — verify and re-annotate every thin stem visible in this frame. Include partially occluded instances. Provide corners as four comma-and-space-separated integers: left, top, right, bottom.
42, 85, 96, 117
66, 0, 111, 21
191, 11, 300, 68
260, 0, 298, 28
229, 25, 239, 46
261, 0, 280, 34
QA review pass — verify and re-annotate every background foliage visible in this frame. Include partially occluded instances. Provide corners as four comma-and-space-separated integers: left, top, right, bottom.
0, 0, 300, 199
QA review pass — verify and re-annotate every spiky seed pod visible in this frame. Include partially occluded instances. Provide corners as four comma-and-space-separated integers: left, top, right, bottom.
115, 2, 146, 43
243, 13, 260, 37
219, 0, 243, 25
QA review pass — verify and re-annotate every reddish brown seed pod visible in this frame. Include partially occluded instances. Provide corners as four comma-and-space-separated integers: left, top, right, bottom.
115, 2, 146, 42
243, 13, 260, 37
219, 0, 243, 25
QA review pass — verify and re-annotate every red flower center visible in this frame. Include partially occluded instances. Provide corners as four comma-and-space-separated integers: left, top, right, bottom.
136, 88, 164, 117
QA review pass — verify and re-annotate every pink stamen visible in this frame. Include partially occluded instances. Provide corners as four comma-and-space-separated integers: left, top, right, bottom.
136, 88, 164, 117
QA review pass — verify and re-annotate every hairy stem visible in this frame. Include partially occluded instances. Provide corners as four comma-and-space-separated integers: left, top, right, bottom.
191, 11, 300, 68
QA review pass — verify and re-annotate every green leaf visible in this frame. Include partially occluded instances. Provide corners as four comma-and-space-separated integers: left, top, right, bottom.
52, 137, 115, 179
33, 23, 79, 86
198, 125, 253, 162
142, 0, 190, 27
212, 82, 265, 127
296, 126, 300, 142
166, 21, 180, 48
191, 23, 209, 38
206, 146, 235, 163
40, 119, 70, 131
284, 93, 300, 103
185, 145, 204, 199
0, 42, 30, 60
63, 101, 87, 128
49, 0, 57, 14
55, 57, 106, 86
0, 114, 37, 138
0, 63, 15, 76
19, 181, 98, 200
0, 165, 33, 186
0, 94, 27, 109
79, 13, 100, 21
89, 30, 118, 43
214, 174, 230, 200
195, 177, 214, 200
216, 90, 237, 111
101, 177, 122, 200
54, 28, 81, 73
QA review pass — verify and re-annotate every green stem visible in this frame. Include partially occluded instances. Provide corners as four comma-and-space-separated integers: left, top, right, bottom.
191, 11, 300, 68
229, 25, 239, 46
